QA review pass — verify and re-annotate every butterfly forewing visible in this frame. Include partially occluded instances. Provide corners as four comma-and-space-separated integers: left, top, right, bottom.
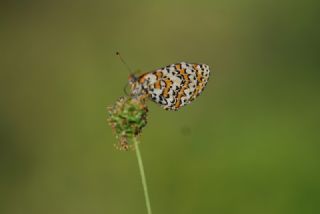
137, 62, 210, 110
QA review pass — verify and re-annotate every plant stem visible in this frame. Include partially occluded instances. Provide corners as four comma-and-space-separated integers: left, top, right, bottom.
133, 137, 152, 214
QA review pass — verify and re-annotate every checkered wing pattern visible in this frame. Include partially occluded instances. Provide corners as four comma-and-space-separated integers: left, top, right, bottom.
137, 62, 211, 110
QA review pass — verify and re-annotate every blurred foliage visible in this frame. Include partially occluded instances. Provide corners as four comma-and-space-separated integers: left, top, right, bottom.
1, 0, 320, 214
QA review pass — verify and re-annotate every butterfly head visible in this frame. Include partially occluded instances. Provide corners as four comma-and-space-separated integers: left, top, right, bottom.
128, 74, 143, 97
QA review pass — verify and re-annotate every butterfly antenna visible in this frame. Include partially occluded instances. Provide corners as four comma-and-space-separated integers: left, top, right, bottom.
116, 52, 133, 74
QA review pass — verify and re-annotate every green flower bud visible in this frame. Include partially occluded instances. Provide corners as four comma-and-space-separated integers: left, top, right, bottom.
107, 96, 148, 151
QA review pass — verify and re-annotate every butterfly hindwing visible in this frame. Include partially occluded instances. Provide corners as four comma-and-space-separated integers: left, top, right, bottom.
137, 62, 210, 110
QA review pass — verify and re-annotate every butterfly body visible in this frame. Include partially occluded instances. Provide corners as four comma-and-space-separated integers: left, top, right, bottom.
129, 62, 211, 111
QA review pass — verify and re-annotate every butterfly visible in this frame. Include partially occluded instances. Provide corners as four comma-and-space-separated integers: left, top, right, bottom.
128, 62, 211, 111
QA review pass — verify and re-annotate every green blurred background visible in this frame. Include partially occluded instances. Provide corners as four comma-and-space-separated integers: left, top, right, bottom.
1, 0, 320, 213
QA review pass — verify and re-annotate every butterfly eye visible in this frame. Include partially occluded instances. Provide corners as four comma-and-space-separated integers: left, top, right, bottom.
128, 74, 138, 84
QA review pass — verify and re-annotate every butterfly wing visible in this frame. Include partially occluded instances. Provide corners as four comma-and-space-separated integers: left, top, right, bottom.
138, 62, 210, 110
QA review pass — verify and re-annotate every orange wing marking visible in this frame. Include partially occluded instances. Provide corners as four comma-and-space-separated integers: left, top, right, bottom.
175, 69, 190, 109
153, 71, 163, 89
162, 79, 172, 98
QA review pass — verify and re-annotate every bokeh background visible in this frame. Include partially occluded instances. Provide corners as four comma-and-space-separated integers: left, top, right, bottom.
1, 0, 320, 213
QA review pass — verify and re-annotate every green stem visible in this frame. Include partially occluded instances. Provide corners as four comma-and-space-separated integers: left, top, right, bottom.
133, 137, 152, 214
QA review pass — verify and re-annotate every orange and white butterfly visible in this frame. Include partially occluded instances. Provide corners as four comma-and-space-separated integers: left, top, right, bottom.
117, 53, 211, 110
